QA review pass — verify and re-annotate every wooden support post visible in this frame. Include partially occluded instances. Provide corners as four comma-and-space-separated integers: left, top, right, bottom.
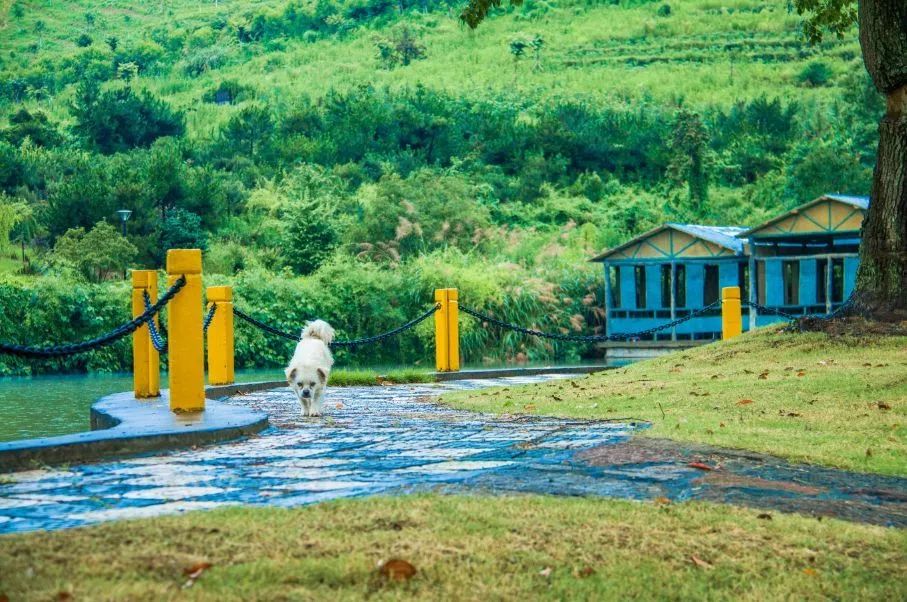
166, 249, 205, 412
722, 286, 742, 340
206, 286, 235, 386
131, 270, 160, 398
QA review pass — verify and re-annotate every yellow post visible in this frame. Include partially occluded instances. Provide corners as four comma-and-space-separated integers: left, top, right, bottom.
434, 288, 450, 372
166, 249, 205, 412
206, 285, 235, 386
447, 288, 460, 372
722, 286, 742, 340
131, 270, 160, 398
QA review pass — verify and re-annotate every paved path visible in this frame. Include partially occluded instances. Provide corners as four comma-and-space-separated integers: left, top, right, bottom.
2, 375, 905, 534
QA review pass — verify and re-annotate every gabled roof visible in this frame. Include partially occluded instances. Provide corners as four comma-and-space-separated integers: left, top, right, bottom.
590, 223, 747, 262
738, 194, 869, 239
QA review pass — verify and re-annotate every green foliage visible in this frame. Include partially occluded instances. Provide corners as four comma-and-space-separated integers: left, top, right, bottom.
76, 33, 93, 48
70, 80, 185, 154
669, 109, 710, 209
2, 108, 62, 148
793, 0, 857, 43
797, 61, 834, 87
50, 221, 137, 282
375, 26, 427, 69
281, 199, 340, 276
160, 208, 208, 257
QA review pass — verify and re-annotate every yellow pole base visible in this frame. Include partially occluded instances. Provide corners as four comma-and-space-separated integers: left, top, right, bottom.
722, 286, 742, 340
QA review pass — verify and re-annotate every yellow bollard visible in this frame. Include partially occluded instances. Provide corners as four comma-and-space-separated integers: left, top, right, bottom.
206, 285, 235, 386
434, 288, 450, 372
447, 288, 460, 372
132, 270, 160, 398
722, 286, 742, 340
166, 249, 205, 412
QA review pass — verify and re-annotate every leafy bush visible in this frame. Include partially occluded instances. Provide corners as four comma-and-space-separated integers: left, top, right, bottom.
76, 34, 93, 47
797, 61, 833, 87
50, 221, 137, 282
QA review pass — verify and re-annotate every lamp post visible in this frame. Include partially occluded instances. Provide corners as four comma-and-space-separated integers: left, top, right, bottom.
116, 209, 132, 238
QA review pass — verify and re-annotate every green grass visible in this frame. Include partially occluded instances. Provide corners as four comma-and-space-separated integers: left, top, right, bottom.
443, 328, 907, 476
1, 495, 904, 601
330, 368, 435, 386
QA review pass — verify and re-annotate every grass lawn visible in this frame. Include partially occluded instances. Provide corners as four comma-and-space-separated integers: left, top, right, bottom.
444, 328, 907, 476
329, 368, 435, 387
1, 495, 905, 601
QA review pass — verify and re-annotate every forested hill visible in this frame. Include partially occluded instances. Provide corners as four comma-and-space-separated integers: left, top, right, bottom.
0, 1, 882, 371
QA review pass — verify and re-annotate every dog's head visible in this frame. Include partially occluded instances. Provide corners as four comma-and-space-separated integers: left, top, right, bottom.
285, 365, 328, 403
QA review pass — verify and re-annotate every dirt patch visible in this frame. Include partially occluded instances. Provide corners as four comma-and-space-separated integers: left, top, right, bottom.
795, 315, 907, 337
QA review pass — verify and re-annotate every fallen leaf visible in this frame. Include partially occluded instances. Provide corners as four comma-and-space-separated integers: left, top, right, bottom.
737, 399, 754, 406
786, 412, 801, 417
758, 372, 769, 380
757, 513, 772, 520
797, 371, 806, 377
0, 594, 8, 602
56, 594, 73, 602
866, 448, 873, 457
335, 403, 344, 409
523, 404, 536, 412
570, 381, 580, 388
183, 562, 212, 578
690, 555, 712, 569
575, 566, 595, 578
877, 401, 892, 410
378, 558, 417, 582
552, 395, 563, 401
705, 429, 714, 435
688, 462, 714, 471
539, 567, 552, 578
710, 375, 719, 380
803, 568, 819, 577
654, 496, 671, 505
719, 423, 726, 428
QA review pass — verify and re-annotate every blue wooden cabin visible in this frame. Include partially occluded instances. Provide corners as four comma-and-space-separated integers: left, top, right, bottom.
591, 194, 868, 340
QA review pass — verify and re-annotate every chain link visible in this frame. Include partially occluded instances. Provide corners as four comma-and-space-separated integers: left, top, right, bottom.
0, 276, 187, 358
142, 290, 168, 354
232, 303, 441, 348
743, 292, 856, 323
459, 301, 722, 343
203, 303, 217, 333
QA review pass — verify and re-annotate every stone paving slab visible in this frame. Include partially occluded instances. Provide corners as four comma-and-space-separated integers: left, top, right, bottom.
1, 374, 905, 534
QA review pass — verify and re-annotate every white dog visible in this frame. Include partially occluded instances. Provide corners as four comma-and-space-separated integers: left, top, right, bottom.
285, 320, 335, 417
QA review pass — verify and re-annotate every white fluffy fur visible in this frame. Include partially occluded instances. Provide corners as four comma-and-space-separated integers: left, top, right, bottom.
285, 319, 335, 417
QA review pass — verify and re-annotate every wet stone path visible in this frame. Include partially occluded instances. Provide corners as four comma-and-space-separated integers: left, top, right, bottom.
2, 375, 906, 534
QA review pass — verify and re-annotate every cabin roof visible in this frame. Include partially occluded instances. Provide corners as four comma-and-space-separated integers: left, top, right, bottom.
590, 223, 747, 262
738, 194, 869, 239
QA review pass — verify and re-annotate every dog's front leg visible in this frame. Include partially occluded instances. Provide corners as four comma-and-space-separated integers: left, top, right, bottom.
301, 397, 312, 416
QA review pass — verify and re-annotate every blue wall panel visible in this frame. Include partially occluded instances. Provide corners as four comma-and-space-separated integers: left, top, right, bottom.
718, 262, 738, 291
764, 259, 783, 306
619, 265, 636, 309
686, 263, 704, 308
799, 259, 817, 306
646, 264, 662, 309
844, 257, 860, 298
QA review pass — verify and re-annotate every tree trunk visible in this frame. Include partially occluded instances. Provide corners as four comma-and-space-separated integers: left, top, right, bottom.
854, 0, 907, 316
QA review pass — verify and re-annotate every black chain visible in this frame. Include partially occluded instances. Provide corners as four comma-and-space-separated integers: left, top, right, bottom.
0, 276, 186, 358
459, 301, 722, 343
232, 303, 441, 348
143, 290, 168, 354
743, 292, 856, 323
203, 303, 217, 333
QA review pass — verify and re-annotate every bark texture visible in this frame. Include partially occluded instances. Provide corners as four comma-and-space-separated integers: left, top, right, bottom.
855, 1, 907, 315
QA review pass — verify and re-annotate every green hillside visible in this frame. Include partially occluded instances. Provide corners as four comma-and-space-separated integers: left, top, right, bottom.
0, 0, 882, 373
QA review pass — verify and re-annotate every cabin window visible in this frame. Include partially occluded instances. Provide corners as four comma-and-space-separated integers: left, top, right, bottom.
660, 265, 672, 308
634, 265, 647, 309
703, 264, 719, 306
816, 258, 828, 304
737, 262, 749, 301
782, 260, 799, 305
674, 264, 686, 308
831, 258, 844, 303
609, 266, 621, 308
756, 261, 766, 305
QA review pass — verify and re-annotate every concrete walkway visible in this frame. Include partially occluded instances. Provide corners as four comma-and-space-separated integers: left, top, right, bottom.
1, 375, 905, 534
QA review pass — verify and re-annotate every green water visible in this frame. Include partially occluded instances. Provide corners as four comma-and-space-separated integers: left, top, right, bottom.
0, 369, 283, 443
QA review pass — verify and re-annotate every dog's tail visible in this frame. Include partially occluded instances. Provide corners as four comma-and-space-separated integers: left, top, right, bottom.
301, 319, 335, 345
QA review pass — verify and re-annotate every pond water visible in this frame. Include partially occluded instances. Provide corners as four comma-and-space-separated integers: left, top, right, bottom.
0, 359, 615, 443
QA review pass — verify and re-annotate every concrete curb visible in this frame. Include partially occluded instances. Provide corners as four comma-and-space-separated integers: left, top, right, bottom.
0, 389, 268, 473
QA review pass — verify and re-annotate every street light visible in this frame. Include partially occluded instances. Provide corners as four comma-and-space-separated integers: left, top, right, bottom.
116, 209, 132, 237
